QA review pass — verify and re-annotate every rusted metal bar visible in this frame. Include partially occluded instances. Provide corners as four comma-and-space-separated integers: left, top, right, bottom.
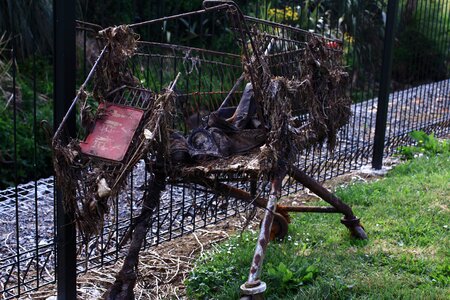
188, 175, 340, 215
247, 194, 276, 282
105, 172, 166, 300
52, 45, 107, 145
250, 178, 257, 198
76, 20, 104, 31
137, 41, 241, 58
181, 90, 243, 96
244, 15, 340, 43
184, 170, 352, 217
289, 166, 367, 240
129, 4, 229, 28
219, 73, 245, 110
188, 176, 268, 209
283, 206, 338, 213
136, 53, 241, 68
240, 169, 285, 297
289, 166, 354, 218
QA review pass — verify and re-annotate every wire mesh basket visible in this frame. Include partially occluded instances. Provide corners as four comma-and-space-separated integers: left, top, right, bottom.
53, 0, 349, 240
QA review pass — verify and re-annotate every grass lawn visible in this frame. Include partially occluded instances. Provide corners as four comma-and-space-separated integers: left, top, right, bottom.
185, 153, 450, 299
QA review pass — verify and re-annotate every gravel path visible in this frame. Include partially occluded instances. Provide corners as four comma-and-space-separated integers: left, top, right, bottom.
1, 78, 449, 298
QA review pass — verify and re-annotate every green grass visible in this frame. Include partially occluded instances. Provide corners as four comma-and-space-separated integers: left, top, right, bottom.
185, 153, 450, 299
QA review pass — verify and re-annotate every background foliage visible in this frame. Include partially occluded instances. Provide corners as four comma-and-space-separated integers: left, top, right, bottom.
0, 44, 53, 188
0, 0, 449, 188
393, 0, 450, 86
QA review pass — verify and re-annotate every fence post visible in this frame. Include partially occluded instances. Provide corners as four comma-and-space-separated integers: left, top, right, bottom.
53, 0, 77, 299
372, 0, 399, 169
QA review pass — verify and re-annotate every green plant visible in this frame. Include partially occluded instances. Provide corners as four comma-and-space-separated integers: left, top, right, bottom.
266, 261, 319, 294
397, 130, 449, 159
186, 231, 321, 299
186, 153, 450, 299
0, 44, 53, 188
186, 234, 254, 299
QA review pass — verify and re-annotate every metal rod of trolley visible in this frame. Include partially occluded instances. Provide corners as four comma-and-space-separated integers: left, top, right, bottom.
240, 168, 286, 297
52, 45, 107, 145
128, 3, 230, 28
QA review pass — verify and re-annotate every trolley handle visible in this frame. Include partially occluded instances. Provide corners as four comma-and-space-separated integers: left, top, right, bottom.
203, 0, 238, 10
52, 45, 108, 147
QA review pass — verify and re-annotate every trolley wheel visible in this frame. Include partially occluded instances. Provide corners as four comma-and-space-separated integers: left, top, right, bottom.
240, 294, 264, 300
268, 212, 289, 241
349, 225, 368, 240
341, 217, 368, 240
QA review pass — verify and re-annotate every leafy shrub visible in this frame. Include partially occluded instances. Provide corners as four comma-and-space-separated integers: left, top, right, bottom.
393, 0, 450, 86
393, 23, 448, 85
0, 103, 53, 188
0, 51, 53, 189
265, 261, 319, 294
397, 130, 449, 159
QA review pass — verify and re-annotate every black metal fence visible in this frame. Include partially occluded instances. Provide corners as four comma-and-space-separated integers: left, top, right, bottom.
1, 0, 449, 298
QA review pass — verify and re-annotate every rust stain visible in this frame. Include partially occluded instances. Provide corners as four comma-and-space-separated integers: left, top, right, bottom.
251, 254, 261, 273
259, 237, 267, 248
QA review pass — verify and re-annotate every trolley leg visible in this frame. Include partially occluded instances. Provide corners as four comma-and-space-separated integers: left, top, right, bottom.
250, 177, 257, 198
289, 166, 367, 240
240, 170, 285, 299
104, 172, 165, 300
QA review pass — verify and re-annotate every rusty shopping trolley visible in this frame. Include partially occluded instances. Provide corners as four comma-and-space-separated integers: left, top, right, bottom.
53, 1, 367, 299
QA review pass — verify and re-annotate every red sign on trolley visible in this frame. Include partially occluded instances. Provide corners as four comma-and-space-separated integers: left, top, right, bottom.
80, 103, 144, 162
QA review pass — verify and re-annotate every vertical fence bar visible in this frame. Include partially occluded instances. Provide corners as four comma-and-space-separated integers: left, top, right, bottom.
11, 1, 21, 296
53, 0, 77, 299
33, 45, 40, 291
372, 0, 399, 169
